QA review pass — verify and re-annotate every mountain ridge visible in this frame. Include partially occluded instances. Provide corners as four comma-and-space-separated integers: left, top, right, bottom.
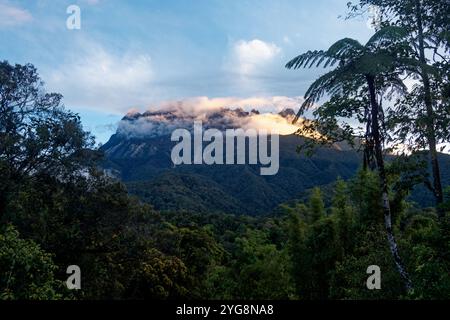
100, 108, 450, 215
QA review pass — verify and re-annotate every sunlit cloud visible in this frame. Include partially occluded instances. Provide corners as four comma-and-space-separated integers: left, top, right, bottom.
229, 39, 281, 76
143, 96, 304, 114
118, 96, 310, 138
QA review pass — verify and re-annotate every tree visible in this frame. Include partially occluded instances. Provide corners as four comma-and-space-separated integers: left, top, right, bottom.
124, 248, 190, 299
330, 224, 405, 299
286, 26, 414, 290
306, 217, 342, 299
233, 229, 294, 299
332, 178, 355, 252
0, 225, 65, 300
0, 61, 99, 220
350, 0, 450, 211
286, 209, 308, 297
309, 187, 325, 222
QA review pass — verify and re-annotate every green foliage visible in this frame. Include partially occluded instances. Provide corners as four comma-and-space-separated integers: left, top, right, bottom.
352, 0, 450, 208
285, 187, 342, 299
305, 217, 342, 299
231, 229, 295, 299
348, 169, 383, 224
309, 187, 326, 222
332, 178, 355, 252
330, 225, 405, 299
400, 213, 450, 299
1, 39, 449, 301
281, 169, 450, 299
124, 248, 190, 299
286, 210, 307, 296
285, 27, 410, 117
0, 61, 99, 219
0, 225, 65, 300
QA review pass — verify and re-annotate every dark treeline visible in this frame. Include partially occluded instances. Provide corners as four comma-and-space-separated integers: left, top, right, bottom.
1, 0, 449, 300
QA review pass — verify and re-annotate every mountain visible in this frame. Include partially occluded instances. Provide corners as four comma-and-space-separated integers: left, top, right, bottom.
100, 108, 450, 215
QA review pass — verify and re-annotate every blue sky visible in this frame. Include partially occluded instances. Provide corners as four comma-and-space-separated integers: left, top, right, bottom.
0, 0, 374, 143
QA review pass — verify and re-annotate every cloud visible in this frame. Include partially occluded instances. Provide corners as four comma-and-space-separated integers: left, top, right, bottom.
0, 2, 32, 27
117, 96, 312, 138
145, 96, 304, 114
44, 39, 153, 113
230, 39, 281, 76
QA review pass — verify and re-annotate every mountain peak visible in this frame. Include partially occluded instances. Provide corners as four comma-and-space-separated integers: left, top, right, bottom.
278, 108, 296, 119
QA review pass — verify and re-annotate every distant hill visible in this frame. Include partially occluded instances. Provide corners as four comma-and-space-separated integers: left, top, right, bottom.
100, 109, 450, 215
101, 131, 362, 215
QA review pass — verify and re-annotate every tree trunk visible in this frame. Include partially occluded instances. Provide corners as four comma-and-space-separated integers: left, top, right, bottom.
367, 75, 413, 292
415, 0, 444, 214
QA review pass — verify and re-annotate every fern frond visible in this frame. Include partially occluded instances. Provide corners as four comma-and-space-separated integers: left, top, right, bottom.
293, 68, 344, 123
366, 26, 409, 47
326, 38, 364, 61
285, 50, 331, 69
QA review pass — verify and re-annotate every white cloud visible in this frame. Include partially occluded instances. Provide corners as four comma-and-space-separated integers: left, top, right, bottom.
0, 2, 32, 27
145, 96, 304, 114
44, 40, 153, 113
230, 39, 281, 76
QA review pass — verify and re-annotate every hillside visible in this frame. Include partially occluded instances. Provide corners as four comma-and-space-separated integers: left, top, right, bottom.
101, 131, 358, 214
100, 108, 450, 215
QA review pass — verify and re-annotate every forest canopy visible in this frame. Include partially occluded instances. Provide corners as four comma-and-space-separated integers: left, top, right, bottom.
1, 0, 449, 300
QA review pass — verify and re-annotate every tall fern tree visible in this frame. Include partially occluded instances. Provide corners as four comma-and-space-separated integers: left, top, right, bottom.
350, 0, 450, 213
286, 27, 414, 291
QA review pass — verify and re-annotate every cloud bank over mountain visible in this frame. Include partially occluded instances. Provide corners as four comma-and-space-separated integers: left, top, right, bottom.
116, 96, 310, 138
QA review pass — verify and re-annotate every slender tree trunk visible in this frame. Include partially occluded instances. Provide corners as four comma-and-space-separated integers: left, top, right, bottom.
367, 75, 413, 292
415, 0, 444, 214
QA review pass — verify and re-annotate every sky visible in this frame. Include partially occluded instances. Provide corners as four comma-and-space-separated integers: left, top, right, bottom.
0, 0, 375, 143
